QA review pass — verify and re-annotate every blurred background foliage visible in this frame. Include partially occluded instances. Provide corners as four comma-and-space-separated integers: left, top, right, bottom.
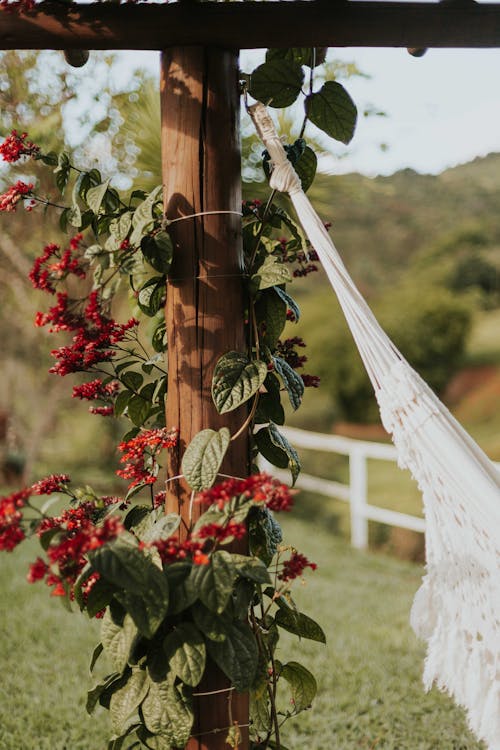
0, 50, 499, 555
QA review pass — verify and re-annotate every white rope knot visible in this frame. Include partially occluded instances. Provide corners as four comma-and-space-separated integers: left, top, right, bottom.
268, 159, 302, 195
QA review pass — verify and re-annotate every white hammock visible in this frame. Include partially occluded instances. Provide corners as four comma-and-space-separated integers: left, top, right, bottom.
249, 102, 500, 750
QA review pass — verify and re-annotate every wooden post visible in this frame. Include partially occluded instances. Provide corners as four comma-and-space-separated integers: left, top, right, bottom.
160, 47, 249, 750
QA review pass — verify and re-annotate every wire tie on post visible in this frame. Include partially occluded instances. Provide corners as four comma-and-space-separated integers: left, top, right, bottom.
162, 210, 243, 229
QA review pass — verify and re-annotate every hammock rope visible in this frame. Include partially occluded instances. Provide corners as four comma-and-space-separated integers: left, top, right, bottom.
249, 102, 500, 750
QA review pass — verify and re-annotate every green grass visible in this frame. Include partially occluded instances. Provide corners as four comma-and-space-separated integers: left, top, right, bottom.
0, 522, 483, 749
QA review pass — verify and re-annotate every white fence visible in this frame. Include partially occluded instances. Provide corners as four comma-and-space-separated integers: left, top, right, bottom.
262, 426, 500, 550
262, 426, 426, 550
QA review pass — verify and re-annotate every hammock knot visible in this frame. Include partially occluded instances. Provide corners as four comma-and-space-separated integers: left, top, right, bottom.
269, 159, 302, 195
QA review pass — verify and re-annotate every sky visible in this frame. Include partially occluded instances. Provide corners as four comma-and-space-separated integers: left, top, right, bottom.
114, 46, 500, 178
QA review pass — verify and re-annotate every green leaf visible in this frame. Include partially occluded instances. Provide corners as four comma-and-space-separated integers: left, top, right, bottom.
192, 603, 228, 642
121, 371, 144, 392
164, 623, 206, 687
250, 60, 304, 108
89, 642, 104, 673
86, 575, 116, 617
279, 661, 317, 711
250, 683, 271, 735
109, 668, 148, 735
254, 392, 285, 426
206, 621, 258, 692
254, 423, 300, 485
130, 185, 162, 245
142, 676, 193, 747
190, 550, 237, 614
115, 590, 167, 641
275, 608, 326, 643
114, 389, 132, 418
273, 286, 300, 322
212, 352, 267, 414
67, 202, 82, 228
255, 288, 287, 351
101, 612, 139, 673
87, 672, 124, 715
152, 320, 167, 353
272, 355, 304, 410
88, 534, 168, 603
266, 47, 327, 68
141, 231, 173, 274
54, 152, 70, 194
305, 81, 357, 145
141, 513, 181, 544
86, 179, 111, 215
127, 394, 151, 427
294, 145, 317, 193
138, 276, 166, 317
109, 211, 132, 243
167, 570, 198, 616
182, 428, 230, 492
230, 553, 272, 584
252, 255, 292, 291
248, 507, 283, 566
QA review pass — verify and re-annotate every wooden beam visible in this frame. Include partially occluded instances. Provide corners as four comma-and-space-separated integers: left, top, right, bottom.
161, 46, 249, 749
2, 1, 500, 50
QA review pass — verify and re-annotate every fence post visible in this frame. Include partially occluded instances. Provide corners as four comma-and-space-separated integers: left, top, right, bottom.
349, 447, 369, 549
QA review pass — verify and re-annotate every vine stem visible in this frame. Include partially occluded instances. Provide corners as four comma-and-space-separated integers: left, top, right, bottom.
231, 392, 259, 443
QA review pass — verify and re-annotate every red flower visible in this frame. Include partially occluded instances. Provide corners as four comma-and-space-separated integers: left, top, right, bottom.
276, 337, 307, 370
0, 180, 33, 212
89, 405, 114, 416
278, 551, 317, 582
301, 374, 320, 388
116, 427, 178, 489
72, 378, 120, 401
0, 0, 36, 13
196, 473, 294, 513
152, 536, 208, 566
29, 238, 85, 294
195, 520, 246, 543
30, 474, 70, 496
0, 130, 39, 162
0, 488, 31, 552
27, 557, 48, 583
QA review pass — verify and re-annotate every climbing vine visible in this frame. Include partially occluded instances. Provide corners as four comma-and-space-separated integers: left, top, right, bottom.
0, 47, 356, 749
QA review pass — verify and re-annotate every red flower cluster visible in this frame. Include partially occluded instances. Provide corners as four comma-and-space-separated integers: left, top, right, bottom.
89, 405, 114, 416
33, 503, 123, 597
0, 0, 36, 12
117, 427, 178, 488
195, 520, 246, 543
278, 551, 317, 582
29, 237, 85, 295
0, 488, 30, 551
72, 378, 120, 401
34, 289, 139, 376
0, 477, 69, 552
0, 130, 39, 162
0, 180, 33, 212
276, 337, 307, 370
196, 473, 293, 512
301, 374, 321, 388
31, 474, 70, 496
152, 536, 209, 566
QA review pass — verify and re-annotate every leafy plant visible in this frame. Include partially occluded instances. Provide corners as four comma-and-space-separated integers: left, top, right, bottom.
0, 44, 359, 749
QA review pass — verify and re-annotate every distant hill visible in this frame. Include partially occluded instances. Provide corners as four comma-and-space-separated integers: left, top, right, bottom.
245, 151, 500, 293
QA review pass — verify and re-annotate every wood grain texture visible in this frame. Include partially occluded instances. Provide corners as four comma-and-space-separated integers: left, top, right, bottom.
2, 2, 500, 50
161, 47, 249, 750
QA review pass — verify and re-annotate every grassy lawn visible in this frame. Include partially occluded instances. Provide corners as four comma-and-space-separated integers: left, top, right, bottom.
0, 519, 483, 749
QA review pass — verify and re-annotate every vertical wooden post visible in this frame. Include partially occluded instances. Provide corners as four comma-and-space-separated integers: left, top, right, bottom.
160, 47, 249, 749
